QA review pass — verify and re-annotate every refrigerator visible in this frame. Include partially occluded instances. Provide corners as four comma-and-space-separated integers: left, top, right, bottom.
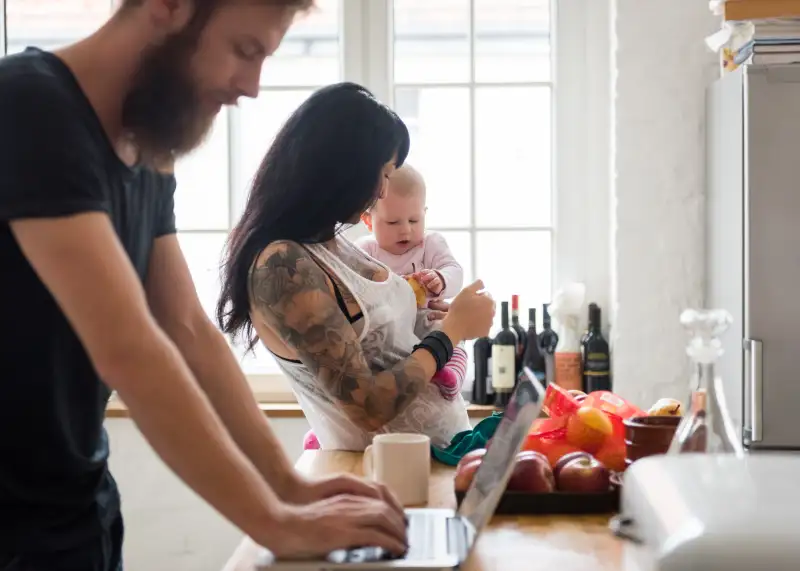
706, 64, 800, 451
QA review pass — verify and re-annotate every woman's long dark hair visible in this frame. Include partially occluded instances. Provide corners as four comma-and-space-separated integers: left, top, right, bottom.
216, 82, 410, 348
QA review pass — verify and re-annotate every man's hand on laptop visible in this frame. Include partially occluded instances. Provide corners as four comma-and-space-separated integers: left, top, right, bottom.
265, 494, 408, 559
290, 473, 404, 514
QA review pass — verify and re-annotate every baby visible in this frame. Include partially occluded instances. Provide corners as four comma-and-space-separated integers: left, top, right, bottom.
357, 163, 468, 401
301, 164, 467, 451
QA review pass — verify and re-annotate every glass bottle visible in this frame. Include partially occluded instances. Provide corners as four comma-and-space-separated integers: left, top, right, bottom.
667, 308, 744, 457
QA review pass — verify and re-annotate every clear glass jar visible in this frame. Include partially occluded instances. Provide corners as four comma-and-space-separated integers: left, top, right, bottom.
667, 309, 744, 457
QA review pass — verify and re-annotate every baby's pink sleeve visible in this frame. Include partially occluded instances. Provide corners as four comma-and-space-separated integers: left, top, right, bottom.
355, 235, 379, 258
424, 232, 464, 298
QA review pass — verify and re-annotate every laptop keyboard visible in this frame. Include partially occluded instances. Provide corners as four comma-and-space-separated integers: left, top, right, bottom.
328, 512, 452, 564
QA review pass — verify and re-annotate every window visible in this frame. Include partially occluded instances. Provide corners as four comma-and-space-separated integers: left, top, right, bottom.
2, 0, 593, 399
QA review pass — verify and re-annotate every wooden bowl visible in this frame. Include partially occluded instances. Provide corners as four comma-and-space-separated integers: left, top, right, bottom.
624, 415, 681, 463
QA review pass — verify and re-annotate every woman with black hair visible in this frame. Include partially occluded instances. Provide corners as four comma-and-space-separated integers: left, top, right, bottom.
217, 82, 495, 451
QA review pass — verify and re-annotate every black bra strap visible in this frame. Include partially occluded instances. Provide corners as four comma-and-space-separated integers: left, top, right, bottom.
302, 246, 363, 324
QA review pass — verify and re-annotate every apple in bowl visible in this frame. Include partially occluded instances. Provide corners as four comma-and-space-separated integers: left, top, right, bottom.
454, 458, 482, 493
506, 451, 555, 493
555, 455, 611, 493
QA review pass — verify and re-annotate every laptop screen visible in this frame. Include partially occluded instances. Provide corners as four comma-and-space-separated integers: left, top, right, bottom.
457, 369, 546, 532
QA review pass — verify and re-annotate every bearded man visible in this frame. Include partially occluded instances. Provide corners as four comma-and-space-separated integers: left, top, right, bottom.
0, 2, 407, 569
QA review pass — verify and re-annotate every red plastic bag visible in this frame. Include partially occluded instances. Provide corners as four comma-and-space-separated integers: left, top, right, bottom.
525, 384, 645, 470
541, 383, 581, 418
581, 391, 644, 420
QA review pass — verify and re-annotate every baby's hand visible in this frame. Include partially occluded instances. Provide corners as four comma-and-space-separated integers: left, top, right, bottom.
416, 269, 444, 296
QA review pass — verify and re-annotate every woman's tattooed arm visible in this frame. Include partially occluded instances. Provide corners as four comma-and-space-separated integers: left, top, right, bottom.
249, 241, 435, 431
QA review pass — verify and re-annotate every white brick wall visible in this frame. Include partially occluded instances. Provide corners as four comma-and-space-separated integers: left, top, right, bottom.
610, 0, 719, 406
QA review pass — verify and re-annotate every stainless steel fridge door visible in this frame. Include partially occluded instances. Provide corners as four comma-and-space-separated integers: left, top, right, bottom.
706, 69, 745, 443
744, 65, 800, 450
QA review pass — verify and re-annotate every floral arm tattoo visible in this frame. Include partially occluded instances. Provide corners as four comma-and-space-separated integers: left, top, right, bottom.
250, 241, 431, 431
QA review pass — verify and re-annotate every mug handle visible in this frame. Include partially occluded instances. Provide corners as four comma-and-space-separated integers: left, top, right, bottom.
362, 444, 374, 480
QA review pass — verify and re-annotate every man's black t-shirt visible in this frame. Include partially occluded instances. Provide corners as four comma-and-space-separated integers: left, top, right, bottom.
0, 48, 177, 553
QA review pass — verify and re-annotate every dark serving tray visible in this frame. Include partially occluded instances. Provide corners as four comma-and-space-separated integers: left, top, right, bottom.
455, 486, 620, 515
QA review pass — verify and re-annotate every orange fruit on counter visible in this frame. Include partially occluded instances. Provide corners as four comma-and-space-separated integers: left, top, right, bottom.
594, 440, 627, 472
566, 406, 614, 454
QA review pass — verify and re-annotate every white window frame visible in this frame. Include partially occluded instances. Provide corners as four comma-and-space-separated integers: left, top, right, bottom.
253, 0, 607, 401
0, 0, 607, 402
0, 0, 6, 55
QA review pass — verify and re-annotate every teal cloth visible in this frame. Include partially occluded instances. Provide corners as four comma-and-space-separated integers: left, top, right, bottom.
431, 412, 503, 466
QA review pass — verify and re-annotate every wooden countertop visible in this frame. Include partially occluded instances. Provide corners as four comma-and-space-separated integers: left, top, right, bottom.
105, 400, 499, 420
223, 451, 628, 571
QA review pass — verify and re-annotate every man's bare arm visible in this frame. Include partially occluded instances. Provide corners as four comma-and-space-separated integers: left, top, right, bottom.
251, 241, 461, 432
145, 235, 300, 499
10, 213, 284, 541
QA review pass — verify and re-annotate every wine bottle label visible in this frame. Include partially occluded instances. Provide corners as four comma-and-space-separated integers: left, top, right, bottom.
555, 352, 582, 391
584, 352, 610, 375
491, 345, 516, 390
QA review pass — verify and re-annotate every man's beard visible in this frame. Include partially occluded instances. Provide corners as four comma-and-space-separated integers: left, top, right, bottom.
121, 28, 215, 168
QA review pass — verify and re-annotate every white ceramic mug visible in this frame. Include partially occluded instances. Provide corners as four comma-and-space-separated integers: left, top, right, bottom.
363, 433, 431, 507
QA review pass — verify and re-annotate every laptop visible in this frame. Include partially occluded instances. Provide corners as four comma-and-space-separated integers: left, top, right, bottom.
257, 368, 546, 570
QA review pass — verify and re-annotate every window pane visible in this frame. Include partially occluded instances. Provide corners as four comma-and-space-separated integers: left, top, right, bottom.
177, 232, 280, 375
393, 0, 470, 84
474, 0, 551, 83
5, 0, 112, 54
235, 341, 281, 376
395, 87, 471, 228
173, 112, 230, 231
177, 232, 226, 324
475, 86, 551, 227
261, 0, 340, 87
233, 90, 314, 218
475, 230, 551, 331
434, 231, 472, 289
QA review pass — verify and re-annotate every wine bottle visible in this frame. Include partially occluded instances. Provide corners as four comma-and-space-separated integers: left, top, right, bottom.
582, 303, 611, 392
492, 301, 518, 408
510, 294, 527, 374
538, 303, 559, 386
472, 337, 492, 405
520, 308, 546, 383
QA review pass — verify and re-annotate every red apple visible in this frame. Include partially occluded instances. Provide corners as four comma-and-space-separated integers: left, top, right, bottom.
454, 459, 482, 493
556, 455, 611, 493
552, 450, 592, 480
457, 448, 487, 471
506, 451, 555, 493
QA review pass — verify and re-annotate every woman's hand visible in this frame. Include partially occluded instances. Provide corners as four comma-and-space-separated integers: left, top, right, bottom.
440, 280, 495, 344
426, 299, 450, 322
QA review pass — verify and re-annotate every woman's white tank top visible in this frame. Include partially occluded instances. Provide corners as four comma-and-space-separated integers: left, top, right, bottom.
272, 238, 471, 451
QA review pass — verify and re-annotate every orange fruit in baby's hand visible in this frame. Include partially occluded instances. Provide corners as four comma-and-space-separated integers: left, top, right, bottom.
566, 406, 614, 454
405, 276, 427, 308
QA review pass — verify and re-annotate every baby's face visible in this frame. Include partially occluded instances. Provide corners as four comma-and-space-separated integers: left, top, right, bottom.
371, 191, 426, 255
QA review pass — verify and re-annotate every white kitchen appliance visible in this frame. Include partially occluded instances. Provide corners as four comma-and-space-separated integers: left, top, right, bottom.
613, 453, 800, 570
706, 63, 800, 450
